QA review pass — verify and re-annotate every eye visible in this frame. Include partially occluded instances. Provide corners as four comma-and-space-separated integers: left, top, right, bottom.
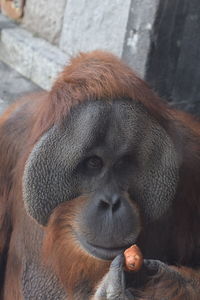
85, 156, 103, 170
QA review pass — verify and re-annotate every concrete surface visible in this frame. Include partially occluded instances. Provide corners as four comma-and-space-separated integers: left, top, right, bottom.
0, 12, 16, 29
59, 0, 131, 57
122, 0, 160, 78
0, 14, 68, 90
0, 61, 41, 115
23, 0, 67, 45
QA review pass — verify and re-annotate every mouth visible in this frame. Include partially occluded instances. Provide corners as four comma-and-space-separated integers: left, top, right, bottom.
76, 233, 132, 260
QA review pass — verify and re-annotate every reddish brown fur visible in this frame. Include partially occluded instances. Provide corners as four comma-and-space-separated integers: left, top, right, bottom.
136, 265, 200, 300
0, 50, 200, 299
43, 197, 110, 299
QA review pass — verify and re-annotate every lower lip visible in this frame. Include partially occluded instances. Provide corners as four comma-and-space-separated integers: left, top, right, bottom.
76, 234, 130, 260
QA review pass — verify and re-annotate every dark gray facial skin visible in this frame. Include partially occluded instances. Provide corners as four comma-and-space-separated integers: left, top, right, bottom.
23, 99, 179, 260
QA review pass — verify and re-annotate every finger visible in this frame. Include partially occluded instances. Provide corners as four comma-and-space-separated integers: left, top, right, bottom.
106, 255, 125, 295
109, 254, 125, 271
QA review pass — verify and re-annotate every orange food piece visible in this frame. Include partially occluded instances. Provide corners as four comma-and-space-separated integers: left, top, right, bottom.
124, 244, 143, 272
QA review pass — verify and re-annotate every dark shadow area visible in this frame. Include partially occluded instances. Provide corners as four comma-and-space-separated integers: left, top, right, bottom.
146, 0, 200, 116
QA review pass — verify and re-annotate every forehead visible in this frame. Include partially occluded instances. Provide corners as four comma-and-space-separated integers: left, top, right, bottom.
63, 99, 158, 151
68, 98, 148, 123
67, 99, 153, 134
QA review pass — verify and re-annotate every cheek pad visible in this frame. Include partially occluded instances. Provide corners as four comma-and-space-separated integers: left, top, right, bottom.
22, 102, 110, 225
131, 126, 179, 223
23, 126, 80, 225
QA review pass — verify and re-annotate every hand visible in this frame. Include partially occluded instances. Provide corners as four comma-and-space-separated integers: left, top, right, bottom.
92, 257, 199, 300
92, 254, 134, 300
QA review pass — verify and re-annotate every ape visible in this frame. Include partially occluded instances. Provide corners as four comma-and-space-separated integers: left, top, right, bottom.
0, 50, 200, 300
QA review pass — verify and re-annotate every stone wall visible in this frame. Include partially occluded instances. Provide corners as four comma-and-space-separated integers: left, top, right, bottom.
23, 0, 66, 45
59, 0, 131, 57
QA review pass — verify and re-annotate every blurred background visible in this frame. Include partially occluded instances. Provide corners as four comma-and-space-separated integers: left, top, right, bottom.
0, 0, 199, 115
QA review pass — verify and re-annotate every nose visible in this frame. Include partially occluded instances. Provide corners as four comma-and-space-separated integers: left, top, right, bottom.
99, 193, 121, 212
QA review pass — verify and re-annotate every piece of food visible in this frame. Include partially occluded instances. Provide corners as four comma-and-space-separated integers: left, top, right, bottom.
124, 244, 143, 272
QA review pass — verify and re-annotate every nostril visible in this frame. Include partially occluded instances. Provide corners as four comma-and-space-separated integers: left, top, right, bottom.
112, 196, 121, 212
98, 195, 121, 212
100, 200, 110, 210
